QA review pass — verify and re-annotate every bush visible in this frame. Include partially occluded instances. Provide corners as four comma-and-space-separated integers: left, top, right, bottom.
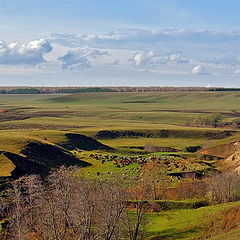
186, 113, 223, 128
186, 146, 202, 153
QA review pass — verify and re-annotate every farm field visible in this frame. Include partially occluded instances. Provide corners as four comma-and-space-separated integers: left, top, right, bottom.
0, 91, 240, 239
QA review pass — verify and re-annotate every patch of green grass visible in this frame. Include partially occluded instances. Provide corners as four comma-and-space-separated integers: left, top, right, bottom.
146, 201, 240, 240
75, 151, 140, 179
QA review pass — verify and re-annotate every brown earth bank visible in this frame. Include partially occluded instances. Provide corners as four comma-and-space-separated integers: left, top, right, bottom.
200, 141, 240, 159
221, 150, 240, 174
124, 145, 180, 153
203, 206, 240, 239
96, 129, 235, 140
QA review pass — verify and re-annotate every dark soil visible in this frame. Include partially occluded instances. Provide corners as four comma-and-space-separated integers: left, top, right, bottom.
186, 146, 202, 153
3, 151, 49, 178
168, 171, 205, 180
62, 133, 114, 151
123, 146, 180, 152
96, 130, 235, 140
21, 141, 91, 169
1, 141, 91, 178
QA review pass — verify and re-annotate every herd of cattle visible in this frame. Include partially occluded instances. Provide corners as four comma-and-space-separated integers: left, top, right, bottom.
89, 153, 196, 173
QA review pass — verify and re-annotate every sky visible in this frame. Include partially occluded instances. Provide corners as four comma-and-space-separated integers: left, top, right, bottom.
1, 0, 240, 86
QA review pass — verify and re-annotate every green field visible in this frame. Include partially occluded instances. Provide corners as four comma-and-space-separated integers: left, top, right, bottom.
0, 92, 239, 176
146, 201, 240, 240
0, 91, 240, 239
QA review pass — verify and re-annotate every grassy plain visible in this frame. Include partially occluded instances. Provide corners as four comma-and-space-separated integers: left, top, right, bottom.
0, 91, 240, 239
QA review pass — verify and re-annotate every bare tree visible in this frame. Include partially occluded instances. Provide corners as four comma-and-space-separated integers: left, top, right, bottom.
96, 180, 128, 240
207, 172, 240, 204
5, 178, 28, 240
141, 160, 168, 200
37, 167, 75, 240
124, 199, 147, 240
69, 177, 98, 240
1, 167, 148, 240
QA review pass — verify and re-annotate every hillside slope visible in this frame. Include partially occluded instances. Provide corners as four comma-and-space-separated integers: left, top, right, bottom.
200, 141, 240, 158
62, 133, 114, 151
2, 141, 91, 178
222, 150, 240, 173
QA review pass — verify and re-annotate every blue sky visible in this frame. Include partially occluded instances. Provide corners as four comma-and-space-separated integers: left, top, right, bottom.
0, 0, 240, 86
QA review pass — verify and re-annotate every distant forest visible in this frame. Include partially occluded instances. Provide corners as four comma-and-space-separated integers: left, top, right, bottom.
0, 86, 239, 94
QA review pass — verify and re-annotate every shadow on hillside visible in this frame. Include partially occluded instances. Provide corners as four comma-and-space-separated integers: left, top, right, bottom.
149, 228, 198, 240
62, 133, 114, 151
2, 141, 91, 178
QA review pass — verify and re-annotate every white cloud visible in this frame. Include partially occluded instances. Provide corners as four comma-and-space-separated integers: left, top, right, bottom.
0, 39, 53, 65
1, 28, 238, 79
51, 29, 240, 49
51, 29, 240, 69
58, 48, 108, 69
234, 69, 240, 74
152, 53, 189, 65
132, 51, 155, 67
191, 65, 210, 75
131, 51, 188, 67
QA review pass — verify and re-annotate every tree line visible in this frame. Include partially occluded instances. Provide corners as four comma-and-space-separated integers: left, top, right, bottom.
0, 87, 239, 94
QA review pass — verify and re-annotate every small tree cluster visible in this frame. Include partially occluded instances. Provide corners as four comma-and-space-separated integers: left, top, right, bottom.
207, 172, 240, 204
185, 113, 223, 128
174, 180, 208, 200
140, 160, 170, 200
173, 172, 240, 203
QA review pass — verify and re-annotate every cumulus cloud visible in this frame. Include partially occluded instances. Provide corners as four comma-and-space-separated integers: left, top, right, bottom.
0, 39, 53, 65
132, 51, 155, 67
51, 29, 240, 49
234, 69, 240, 74
131, 51, 188, 67
51, 29, 240, 69
152, 54, 189, 65
58, 48, 108, 69
191, 65, 210, 75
